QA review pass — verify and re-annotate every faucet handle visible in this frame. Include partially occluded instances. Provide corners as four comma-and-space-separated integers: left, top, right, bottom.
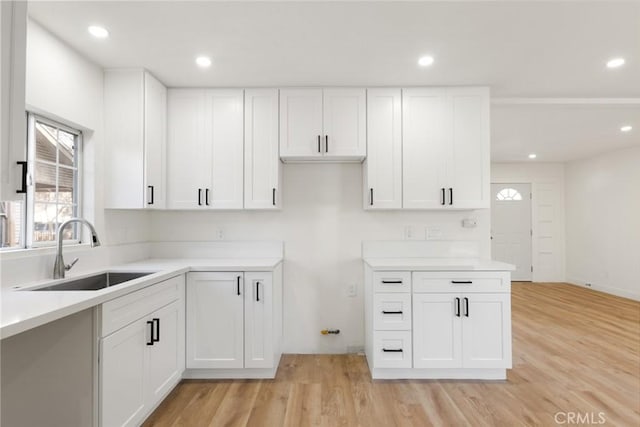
65, 258, 79, 271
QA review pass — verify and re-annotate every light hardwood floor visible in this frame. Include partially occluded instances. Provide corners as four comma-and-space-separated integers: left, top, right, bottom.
144, 283, 640, 426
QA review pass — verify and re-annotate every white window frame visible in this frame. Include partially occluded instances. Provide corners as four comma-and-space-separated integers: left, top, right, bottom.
26, 113, 83, 248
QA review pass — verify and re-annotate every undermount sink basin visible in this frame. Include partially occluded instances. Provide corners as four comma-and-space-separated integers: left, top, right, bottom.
30, 271, 154, 291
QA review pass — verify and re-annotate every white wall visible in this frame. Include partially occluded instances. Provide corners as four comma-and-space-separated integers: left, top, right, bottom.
491, 162, 566, 282
565, 146, 640, 300
151, 163, 491, 353
0, 20, 150, 288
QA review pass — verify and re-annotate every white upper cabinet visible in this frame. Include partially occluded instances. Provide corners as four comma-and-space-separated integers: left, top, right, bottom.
279, 88, 365, 162
402, 87, 489, 210
402, 88, 449, 209
447, 87, 490, 209
0, 1, 27, 201
279, 89, 323, 159
364, 89, 402, 209
244, 89, 281, 209
104, 69, 167, 209
167, 89, 244, 209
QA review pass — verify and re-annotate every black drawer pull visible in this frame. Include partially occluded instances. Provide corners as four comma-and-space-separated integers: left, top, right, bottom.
272, 188, 276, 206
146, 321, 154, 346
441, 187, 445, 205
197, 188, 202, 206
237, 276, 241, 296
16, 161, 27, 194
451, 280, 473, 284
370, 188, 373, 206
205, 188, 210, 206
381, 280, 403, 284
382, 348, 403, 353
449, 187, 453, 205
256, 281, 260, 302
464, 297, 469, 317
147, 185, 154, 205
317, 135, 321, 153
152, 318, 160, 342
382, 310, 403, 314
455, 297, 461, 317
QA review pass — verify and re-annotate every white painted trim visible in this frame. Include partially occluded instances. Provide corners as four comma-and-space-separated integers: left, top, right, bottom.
371, 368, 507, 380
183, 366, 279, 379
566, 278, 640, 302
491, 98, 640, 106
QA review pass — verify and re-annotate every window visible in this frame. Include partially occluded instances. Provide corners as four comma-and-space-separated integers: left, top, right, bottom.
0, 114, 82, 249
495, 188, 523, 201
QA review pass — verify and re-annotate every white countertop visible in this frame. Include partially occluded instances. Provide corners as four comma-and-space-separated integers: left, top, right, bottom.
363, 257, 515, 271
1, 257, 282, 340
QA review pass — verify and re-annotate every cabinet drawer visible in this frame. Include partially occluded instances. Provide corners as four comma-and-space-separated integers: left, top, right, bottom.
373, 271, 411, 293
373, 331, 412, 369
101, 274, 184, 337
373, 293, 412, 331
413, 272, 510, 293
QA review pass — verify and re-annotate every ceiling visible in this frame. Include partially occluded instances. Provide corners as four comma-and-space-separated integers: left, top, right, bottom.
28, 1, 640, 162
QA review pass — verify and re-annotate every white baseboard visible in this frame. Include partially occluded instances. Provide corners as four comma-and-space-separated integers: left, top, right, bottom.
183, 366, 279, 379
566, 277, 640, 301
371, 368, 507, 380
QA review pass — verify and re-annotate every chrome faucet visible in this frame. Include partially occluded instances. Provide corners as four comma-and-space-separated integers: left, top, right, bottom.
53, 218, 101, 279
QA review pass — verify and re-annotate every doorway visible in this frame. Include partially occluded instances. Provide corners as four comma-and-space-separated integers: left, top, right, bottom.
491, 183, 532, 281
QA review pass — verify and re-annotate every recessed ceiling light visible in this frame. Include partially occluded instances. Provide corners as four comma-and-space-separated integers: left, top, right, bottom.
195, 56, 212, 68
418, 56, 434, 67
528, 153, 537, 159
88, 25, 109, 39
606, 58, 625, 68
620, 125, 632, 132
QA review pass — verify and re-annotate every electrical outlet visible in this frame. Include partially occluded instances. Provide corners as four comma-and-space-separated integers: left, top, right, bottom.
404, 226, 414, 240
215, 227, 224, 240
425, 226, 443, 240
347, 284, 357, 297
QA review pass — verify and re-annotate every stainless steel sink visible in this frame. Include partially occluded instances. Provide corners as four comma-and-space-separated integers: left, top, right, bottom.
30, 271, 154, 291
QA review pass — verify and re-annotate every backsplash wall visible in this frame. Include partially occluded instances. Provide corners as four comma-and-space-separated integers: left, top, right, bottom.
151, 163, 491, 353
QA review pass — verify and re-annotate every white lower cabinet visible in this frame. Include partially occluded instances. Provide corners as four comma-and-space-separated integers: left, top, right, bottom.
99, 275, 185, 427
365, 268, 512, 379
185, 268, 282, 378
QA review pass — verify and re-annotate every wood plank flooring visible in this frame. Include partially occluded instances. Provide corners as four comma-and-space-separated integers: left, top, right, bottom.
144, 283, 640, 426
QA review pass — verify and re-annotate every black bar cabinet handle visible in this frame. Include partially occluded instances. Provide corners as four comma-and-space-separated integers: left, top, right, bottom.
147, 185, 154, 205
272, 188, 276, 206
464, 297, 469, 317
382, 348, 403, 353
206, 188, 210, 206
441, 188, 445, 205
146, 321, 154, 345
256, 281, 261, 302
198, 188, 202, 206
370, 188, 373, 206
382, 310, 403, 314
16, 161, 27, 194
381, 280, 402, 284
455, 297, 460, 317
451, 280, 473, 284
317, 135, 321, 153
153, 318, 160, 342
325, 135, 329, 153
449, 188, 453, 205
237, 276, 241, 296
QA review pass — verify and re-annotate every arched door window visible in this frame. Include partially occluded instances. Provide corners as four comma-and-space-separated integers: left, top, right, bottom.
495, 188, 523, 201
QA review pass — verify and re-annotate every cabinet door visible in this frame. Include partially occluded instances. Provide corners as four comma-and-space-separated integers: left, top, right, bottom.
279, 89, 323, 159
0, 1, 27, 201
206, 90, 244, 209
144, 72, 167, 209
167, 89, 207, 209
147, 300, 182, 406
244, 89, 281, 209
447, 87, 490, 209
322, 88, 366, 159
402, 88, 449, 209
100, 318, 148, 427
103, 69, 145, 208
413, 293, 462, 368
461, 293, 512, 369
244, 272, 274, 369
186, 272, 244, 369
364, 89, 402, 209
